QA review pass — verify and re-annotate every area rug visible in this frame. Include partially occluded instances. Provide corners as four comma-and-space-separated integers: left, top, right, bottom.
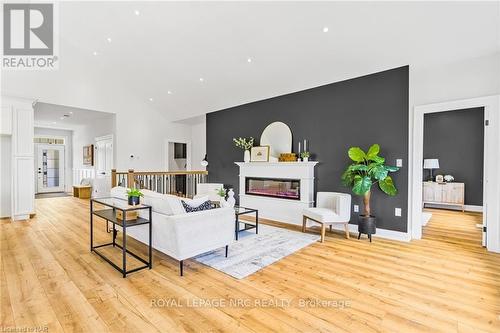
194, 224, 320, 279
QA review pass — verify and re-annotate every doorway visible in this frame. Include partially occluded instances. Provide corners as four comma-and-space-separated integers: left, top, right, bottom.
421, 108, 484, 246
411, 95, 500, 253
94, 135, 114, 196
36, 144, 65, 193
165, 140, 191, 196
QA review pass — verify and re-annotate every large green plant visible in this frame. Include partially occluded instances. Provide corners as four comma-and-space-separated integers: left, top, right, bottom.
341, 144, 399, 216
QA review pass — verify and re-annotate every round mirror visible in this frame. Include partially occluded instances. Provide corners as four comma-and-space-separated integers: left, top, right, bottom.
260, 122, 292, 159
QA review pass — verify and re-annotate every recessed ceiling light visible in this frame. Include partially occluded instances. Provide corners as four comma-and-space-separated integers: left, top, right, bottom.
149, 97, 154, 102
323, 27, 329, 33
167, 90, 172, 94
93, 51, 98, 56
69, 111, 73, 114
52, 122, 57, 124
106, 37, 112, 43
247, 58, 252, 63
199, 78, 204, 82
60, 117, 64, 120
134, 10, 140, 16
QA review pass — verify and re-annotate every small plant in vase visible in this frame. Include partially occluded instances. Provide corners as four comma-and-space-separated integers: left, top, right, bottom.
215, 187, 227, 207
300, 151, 310, 162
127, 188, 144, 206
233, 137, 254, 163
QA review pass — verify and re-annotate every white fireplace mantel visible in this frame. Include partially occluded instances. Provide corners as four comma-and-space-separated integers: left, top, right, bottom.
235, 161, 318, 225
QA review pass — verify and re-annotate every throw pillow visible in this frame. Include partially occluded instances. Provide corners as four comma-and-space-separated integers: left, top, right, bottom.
181, 200, 212, 213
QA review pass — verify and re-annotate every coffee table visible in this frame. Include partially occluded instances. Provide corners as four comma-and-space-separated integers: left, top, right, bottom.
234, 206, 258, 240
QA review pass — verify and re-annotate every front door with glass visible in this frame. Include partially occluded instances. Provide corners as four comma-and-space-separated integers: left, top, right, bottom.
36, 145, 65, 193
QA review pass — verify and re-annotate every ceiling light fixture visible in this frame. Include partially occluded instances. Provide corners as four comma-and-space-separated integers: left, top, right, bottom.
134, 10, 140, 16
167, 91, 172, 94
107, 37, 112, 43
93, 51, 98, 56
323, 27, 329, 33
247, 58, 252, 63
149, 97, 154, 102
199, 78, 204, 82
60, 117, 64, 120
69, 111, 73, 114
52, 122, 57, 124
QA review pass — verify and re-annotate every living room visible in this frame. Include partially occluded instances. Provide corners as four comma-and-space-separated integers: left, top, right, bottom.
1, 1, 500, 332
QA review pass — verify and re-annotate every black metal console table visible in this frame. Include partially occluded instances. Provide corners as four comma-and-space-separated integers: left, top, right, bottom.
90, 197, 152, 278
234, 206, 259, 240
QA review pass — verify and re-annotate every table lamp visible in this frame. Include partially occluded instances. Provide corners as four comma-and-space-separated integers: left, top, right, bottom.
423, 159, 439, 181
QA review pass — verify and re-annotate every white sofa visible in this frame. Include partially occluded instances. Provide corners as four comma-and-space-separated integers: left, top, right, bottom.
110, 187, 235, 275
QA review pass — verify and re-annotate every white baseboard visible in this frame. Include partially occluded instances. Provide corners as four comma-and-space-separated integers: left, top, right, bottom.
12, 214, 30, 221
330, 224, 411, 242
424, 203, 483, 212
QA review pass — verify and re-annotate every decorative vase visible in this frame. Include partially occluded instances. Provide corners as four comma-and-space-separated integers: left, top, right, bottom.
303, 157, 309, 162
244, 149, 251, 163
128, 196, 140, 206
226, 188, 236, 207
219, 196, 227, 207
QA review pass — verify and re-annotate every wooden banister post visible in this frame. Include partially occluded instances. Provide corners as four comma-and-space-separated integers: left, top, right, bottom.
127, 169, 135, 188
111, 169, 117, 188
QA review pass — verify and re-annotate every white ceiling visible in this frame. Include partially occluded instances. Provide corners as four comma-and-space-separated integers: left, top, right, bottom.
34, 102, 114, 130
2, 1, 499, 121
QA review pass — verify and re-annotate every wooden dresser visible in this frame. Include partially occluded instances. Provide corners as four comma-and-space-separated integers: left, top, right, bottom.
422, 182, 465, 211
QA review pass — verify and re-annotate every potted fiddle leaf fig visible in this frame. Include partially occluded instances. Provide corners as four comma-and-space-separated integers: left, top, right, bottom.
341, 144, 399, 241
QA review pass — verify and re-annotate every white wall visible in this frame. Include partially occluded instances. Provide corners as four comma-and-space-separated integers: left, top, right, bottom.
72, 115, 115, 170
116, 108, 192, 171
34, 127, 73, 192
190, 115, 207, 171
0, 136, 12, 217
411, 52, 500, 107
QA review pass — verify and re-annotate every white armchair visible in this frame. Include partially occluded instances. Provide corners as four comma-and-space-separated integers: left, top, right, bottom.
302, 192, 352, 242
195, 183, 224, 203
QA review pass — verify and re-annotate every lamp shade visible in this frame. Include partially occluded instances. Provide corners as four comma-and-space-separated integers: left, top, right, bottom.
423, 159, 439, 169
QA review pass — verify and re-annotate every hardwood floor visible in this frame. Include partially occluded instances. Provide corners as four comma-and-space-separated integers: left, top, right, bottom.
1, 198, 499, 332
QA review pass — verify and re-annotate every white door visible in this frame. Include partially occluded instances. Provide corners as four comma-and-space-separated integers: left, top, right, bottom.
36, 145, 65, 193
94, 136, 113, 195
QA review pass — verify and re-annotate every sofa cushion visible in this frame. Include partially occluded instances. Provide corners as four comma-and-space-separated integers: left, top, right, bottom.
110, 186, 128, 200
182, 195, 210, 208
141, 189, 186, 215
303, 207, 339, 222
181, 200, 212, 213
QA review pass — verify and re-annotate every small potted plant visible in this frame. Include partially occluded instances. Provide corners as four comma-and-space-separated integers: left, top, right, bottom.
341, 144, 399, 241
233, 137, 254, 163
215, 187, 227, 207
300, 151, 310, 162
127, 187, 143, 206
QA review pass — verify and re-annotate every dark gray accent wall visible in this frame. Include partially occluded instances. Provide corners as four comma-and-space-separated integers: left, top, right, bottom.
423, 108, 484, 205
207, 66, 409, 232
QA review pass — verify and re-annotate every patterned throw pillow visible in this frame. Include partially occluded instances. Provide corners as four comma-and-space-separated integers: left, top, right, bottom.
181, 200, 212, 213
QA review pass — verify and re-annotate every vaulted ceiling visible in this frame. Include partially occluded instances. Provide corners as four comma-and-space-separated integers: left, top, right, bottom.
2, 1, 499, 121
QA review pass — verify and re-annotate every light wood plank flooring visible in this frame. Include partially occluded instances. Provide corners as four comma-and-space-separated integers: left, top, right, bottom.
1, 198, 499, 332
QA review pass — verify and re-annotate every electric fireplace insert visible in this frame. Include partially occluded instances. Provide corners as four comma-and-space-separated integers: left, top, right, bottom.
245, 177, 300, 200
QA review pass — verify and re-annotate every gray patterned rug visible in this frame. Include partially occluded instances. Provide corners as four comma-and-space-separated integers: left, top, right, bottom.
194, 224, 320, 279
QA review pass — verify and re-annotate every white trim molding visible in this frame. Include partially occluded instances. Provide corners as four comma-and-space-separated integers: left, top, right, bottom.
410, 95, 500, 253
